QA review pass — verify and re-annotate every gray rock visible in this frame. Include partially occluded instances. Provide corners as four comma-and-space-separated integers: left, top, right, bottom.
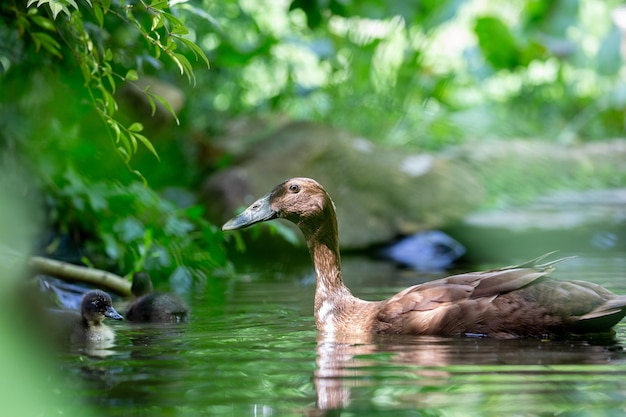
202, 121, 484, 248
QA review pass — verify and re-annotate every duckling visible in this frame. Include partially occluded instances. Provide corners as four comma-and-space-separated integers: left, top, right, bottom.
222, 177, 626, 338
125, 272, 190, 323
51, 290, 124, 345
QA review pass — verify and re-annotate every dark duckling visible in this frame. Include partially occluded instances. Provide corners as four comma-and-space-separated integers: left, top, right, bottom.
125, 272, 190, 323
54, 290, 124, 345
222, 177, 626, 338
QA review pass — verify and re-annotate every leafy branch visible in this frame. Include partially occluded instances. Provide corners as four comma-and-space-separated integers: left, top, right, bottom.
19, 0, 210, 171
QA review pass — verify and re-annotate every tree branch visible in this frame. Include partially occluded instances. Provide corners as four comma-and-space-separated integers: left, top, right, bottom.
29, 256, 132, 297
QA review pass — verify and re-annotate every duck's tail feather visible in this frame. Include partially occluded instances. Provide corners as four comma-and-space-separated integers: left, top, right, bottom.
504, 251, 576, 273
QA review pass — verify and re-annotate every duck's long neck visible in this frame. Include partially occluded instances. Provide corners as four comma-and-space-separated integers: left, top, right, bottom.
298, 205, 355, 331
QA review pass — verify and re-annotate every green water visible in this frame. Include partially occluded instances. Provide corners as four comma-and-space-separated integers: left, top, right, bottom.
51, 253, 626, 416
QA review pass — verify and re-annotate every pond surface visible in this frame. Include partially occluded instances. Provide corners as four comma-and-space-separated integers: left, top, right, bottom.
53, 252, 626, 417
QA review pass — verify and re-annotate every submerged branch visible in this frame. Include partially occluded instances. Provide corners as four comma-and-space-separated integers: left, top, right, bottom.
29, 256, 132, 297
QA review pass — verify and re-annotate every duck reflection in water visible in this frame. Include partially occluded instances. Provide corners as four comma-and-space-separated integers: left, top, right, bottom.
312, 332, 625, 411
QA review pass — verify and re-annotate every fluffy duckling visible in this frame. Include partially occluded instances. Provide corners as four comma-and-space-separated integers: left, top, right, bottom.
52, 290, 124, 345
125, 272, 190, 323
222, 177, 626, 338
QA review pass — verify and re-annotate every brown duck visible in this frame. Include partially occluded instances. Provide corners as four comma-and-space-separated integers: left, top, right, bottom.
222, 177, 626, 338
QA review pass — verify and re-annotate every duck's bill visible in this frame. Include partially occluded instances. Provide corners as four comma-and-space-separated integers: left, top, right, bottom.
105, 306, 124, 321
222, 193, 277, 231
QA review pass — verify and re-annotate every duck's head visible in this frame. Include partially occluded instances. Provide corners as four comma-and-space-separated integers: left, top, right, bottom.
81, 290, 123, 323
131, 272, 154, 297
222, 177, 332, 231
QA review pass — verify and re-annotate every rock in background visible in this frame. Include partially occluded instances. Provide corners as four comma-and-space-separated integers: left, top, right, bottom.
202, 121, 484, 249
202, 119, 626, 257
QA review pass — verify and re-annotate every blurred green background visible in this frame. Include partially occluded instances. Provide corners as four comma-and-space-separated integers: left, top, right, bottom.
1, 0, 624, 281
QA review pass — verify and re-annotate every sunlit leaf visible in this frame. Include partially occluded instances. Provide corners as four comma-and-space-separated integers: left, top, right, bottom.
177, 36, 210, 68
150, 0, 169, 9
125, 69, 139, 81
48, 1, 69, 19
128, 122, 143, 132
170, 25, 189, 35
169, 51, 185, 75
151, 13, 165, 31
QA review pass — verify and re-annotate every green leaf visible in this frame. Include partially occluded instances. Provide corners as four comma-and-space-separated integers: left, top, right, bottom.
125, 69, 139, 81
145, 93, 157, 116
151, 13, 165, 31
48, 1, 69, 19
30, 15, 55, 31
129, 130, 138, 153
93, 3, 104, 26
177, 36, 210, 68
170, 25, 189, 35
169, 51, 185, 75
116, 130, 131, 152
131, 132, 160, 161
100, 88, 117, 115
150, 93, 180, 125
171, 52, 195, 84
128, 122, 143, 132
31, 32, 62, 58
162, 11, 185, 29
150, 0, 169, 10
474, 16, 521, 70
117, 145, 130, 163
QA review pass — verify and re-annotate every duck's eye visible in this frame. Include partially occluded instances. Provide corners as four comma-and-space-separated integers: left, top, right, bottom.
288, 184, 300, 193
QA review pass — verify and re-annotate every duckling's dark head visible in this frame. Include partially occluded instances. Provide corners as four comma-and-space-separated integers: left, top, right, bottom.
81, 290, 124, 323
131, 272, 154, 297
222, 178, 332, 231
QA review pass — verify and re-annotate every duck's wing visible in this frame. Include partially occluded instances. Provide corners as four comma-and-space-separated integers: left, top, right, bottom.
375, 259, 560, 336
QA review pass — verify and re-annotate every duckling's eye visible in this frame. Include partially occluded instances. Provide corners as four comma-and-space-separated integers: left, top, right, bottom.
288, 184, 300, 193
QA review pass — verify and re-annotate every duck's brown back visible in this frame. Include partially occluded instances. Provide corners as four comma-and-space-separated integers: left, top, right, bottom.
341, 267, 626, 338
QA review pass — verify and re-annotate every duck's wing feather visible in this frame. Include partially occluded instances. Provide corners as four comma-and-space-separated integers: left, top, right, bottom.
376, 261, 559, 336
